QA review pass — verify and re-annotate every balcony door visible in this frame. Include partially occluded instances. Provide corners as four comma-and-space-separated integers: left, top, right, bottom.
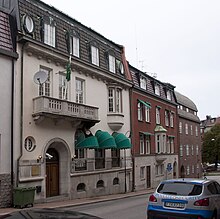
46, 148, 59, 197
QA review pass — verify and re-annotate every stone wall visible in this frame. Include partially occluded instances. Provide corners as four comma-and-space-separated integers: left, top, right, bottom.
0, 174, 12, 208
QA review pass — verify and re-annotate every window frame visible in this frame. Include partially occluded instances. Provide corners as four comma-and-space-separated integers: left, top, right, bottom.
42, 17, 56, 47
91, 45, 99, 66
108, 86, 122, 113
109, 54, 116, 73
75, 78, 84, 104
39, 66, 51, 96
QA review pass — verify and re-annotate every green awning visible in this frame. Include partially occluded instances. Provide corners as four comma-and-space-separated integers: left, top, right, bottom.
139, 131, 154, 136
154, 125, 167, 132
112, 132, 132, 149
168, 135, 175, 138
138, 99, 151, 108
76, 132, 99, 149
95, 130, 117, 149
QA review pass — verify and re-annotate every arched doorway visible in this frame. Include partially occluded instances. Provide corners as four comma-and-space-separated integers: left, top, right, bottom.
180, 165, 185, 178
173, 161, 177, 178
46, 148, 59, 197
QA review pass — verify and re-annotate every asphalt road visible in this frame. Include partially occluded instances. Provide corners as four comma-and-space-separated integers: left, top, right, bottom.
60, 194, 150, 219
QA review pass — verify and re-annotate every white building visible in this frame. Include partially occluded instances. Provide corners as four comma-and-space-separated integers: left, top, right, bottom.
1, 0, 133, 203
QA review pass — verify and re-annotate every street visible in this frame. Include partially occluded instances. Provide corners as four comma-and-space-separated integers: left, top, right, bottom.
60, 194, 150, 219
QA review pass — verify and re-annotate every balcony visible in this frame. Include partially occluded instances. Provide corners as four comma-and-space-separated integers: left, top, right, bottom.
32, 96, 99, 124
107, 113, 124, 131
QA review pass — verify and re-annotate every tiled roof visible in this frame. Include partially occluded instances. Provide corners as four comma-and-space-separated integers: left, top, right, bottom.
0, 11, 13, 52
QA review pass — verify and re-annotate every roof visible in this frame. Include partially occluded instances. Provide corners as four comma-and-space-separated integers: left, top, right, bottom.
161, 178, 211, 184
175, 91, 198, 111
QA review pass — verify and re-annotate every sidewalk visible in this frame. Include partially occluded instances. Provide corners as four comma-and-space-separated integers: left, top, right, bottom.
0, 189, 154, 216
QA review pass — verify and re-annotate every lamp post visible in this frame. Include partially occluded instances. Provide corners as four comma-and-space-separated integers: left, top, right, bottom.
211, 138, 218, 171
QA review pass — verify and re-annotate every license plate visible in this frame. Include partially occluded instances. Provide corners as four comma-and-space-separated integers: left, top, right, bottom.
164, 202, 185, 208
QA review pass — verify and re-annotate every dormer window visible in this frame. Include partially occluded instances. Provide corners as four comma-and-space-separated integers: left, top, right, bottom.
155, 84, 160, 96
91, 45, 99, 66
167, 90, 172, 100
109, 55, 116, 73
42, 16, 56, 47
140, 77, 147, 90
70, 36, 79, 57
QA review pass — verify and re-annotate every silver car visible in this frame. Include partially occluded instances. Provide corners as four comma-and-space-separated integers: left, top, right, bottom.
147, 178, 220, 219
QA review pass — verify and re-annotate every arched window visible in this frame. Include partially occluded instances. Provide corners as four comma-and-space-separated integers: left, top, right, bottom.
96, 180, 104, 188
77, 183, 86, 192
113, 177, 119, 185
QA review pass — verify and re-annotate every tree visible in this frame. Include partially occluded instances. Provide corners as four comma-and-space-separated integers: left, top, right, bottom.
202, 124, 220, 165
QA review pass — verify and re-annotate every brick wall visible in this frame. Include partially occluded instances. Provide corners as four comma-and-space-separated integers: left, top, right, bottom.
0, 174, 12, 207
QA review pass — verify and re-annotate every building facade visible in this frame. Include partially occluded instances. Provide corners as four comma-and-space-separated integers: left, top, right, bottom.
0, 8, 18, 207
1, 0, 133, 204
130, 66, 179, 190
175, 91, 202, 178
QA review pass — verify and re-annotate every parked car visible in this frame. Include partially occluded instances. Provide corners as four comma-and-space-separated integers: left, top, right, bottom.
147, 178, 220, 219
1, 208, 103, 219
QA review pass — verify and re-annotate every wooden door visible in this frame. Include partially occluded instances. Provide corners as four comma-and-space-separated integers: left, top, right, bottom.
46, 148, 59, 197
146, 166, 151, 188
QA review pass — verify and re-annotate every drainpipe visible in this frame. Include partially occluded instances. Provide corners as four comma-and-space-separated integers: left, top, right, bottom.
11, 59, 14, 187
16, 42, 26, 187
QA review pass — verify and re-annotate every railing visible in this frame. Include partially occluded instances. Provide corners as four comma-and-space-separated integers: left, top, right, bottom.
74, 159, 87, 171
33, 96, 99, 121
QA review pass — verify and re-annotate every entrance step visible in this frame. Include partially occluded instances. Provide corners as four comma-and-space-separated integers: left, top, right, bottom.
45, 194, 69, 203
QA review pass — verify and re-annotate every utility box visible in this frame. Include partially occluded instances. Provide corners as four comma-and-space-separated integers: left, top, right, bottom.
13, 187, 36, 208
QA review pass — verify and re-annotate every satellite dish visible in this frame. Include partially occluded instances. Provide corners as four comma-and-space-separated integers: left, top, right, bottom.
33, 71, 48, 85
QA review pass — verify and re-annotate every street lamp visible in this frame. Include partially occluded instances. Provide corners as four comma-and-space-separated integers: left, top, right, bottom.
211, 138, 218, 170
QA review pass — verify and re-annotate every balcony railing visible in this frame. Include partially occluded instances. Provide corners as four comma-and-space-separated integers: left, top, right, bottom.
32, 96, 99, 122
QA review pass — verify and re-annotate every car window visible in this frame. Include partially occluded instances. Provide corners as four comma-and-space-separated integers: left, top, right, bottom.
207, 183, 218, 194
214, 182, 220, 194
157, 182, 202, 196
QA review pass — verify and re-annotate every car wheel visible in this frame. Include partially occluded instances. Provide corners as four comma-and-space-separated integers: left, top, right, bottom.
211, 211, 217, 219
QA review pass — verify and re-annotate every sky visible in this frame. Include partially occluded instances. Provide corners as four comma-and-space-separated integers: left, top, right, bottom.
43, 0, 220, 120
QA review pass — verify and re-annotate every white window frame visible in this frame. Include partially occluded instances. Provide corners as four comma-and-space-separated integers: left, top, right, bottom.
179, 122, 182, 134
191, 145, 194, 155
138, 102, 143, 121
155, 133, 166, 154
39, 67, 51, 96
70, 35, 80, 57
109, 55, 116, 73
75, 78, 84, 104
180, 145, 183, 156
91, 45, 99, 66
196, 145, 199, 155
59, 73, 68, 100
146, 136, 151, 154
170, 112, 174, 127
140, 166, 145, 179
140, 77, 147, 90
44, 22, 56, 47
195, 126, 198, 136
190, 125, 193, 135
140, 134, 145, 154
192, 165, 195, 174
156, 107, 160, 124
185, 123, 188, 135
186, 165, 190, 175
165, 110, 169, 126
170, 138, 174, 153
155, 84, 160, 95
167, 90, 172, 100
108, 87, 122, 113
186, 145, 189, 156
145, 106, 150, 122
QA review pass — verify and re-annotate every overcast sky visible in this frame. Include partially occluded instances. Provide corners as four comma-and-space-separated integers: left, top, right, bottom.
43, 0, 220, 120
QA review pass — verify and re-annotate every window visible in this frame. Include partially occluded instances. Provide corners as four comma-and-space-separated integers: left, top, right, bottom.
70, 35, 80, 57
180, 145, 183, 156
59, 73, 67, 100
186, 145, 189, 156
190, 125, 193, 135
170, 138, 174, 153
140, 166, 145, 179
96, 180, 104, 188
156, 107, 160, 124
111, 149, 120, 167
108, 87, 122, 113
186, 107, 189, 112
156, 164, 164, 176
109, 55, 115, 73
75, 148, 86, 158
170, 112, 174, 127
140, 134, 144, 154
192, 165, 195, 174
39, 67, 51, 96
24, 137, 35, 152
185, 123, 188, 135
77, 183, 86, 192
155, 133, 166, 154
165, 110, 169, 126
140, 77, 147, 90
145, 106, 150, 122
91, 45, 99, 66
196, 145, 199, 155
113, 177, 119, 185
137, 102, 143, 121
195, 126, 198, 136
179, 122, 182, 134
95, 149, 105, 169
155, 84, 160, 95
191, 145, 194, 155
43, 17, 56, 47
167, 90, 172, 100
146, 136, 151, 154
186, 165, 190, 175
76, 78, 84, 103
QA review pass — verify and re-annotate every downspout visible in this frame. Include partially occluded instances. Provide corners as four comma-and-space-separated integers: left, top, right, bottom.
16, 42, 26, 187
11, 59, 14, 187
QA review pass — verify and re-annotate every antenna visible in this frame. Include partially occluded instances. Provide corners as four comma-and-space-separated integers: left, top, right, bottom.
33, 70, 48, 85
